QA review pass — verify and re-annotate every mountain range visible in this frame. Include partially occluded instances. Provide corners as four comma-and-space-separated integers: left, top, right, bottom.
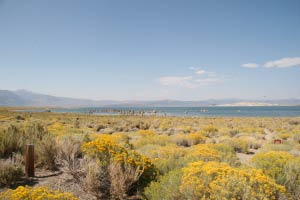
0, 89, 300, 107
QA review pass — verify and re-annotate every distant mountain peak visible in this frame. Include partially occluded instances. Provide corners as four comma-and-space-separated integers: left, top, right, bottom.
0, 89, 300, 107
14, 89, 36, 94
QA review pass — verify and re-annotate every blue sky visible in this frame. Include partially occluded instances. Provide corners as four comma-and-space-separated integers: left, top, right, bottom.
0, 0, 299, 100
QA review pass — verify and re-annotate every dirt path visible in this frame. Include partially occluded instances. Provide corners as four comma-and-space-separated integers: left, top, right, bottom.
33, 169, 97, 200
0, 169, 96, 200
237, 128, 275, 165
263, 128, 275, 141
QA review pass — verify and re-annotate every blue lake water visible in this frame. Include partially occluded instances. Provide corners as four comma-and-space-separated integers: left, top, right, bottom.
27, 106, 300, 117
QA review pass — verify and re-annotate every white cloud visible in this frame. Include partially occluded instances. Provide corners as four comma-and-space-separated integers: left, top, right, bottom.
158, 75, 222, 88
158, 66, 224, 89
195, 70, 206, 75
241, 63, 259, 68
189, 67, 197, 70
263, 57, 300, 68
189, 67, 215, 76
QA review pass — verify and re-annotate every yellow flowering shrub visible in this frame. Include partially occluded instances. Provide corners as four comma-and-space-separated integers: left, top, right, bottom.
180, 161, 285, 199
186, 144, 222, 162
47, 122, 83, 136
0, 115, 12, 121
82, 135, 156, 186
188, 132, 207, 143
278, 132, 291, 140
251, 151, 295, 184
141, 143, 238, 173
200, 125, 218, 137
83, 136, 126, 163
0, 186, 78, 200
89, 133, 130, 148
141, 144, 185, 160
47, 122, 68, 135
137, 130, 155, 136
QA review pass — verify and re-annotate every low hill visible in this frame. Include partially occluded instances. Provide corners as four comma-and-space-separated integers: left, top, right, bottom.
0, 89, 118, 107
0, 89, 300, 107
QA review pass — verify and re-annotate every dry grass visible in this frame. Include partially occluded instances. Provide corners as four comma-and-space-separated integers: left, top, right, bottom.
1, 109, 300, 199
0, 154, 23, 186
36, 134, 58, 170
109, 162, 144, 199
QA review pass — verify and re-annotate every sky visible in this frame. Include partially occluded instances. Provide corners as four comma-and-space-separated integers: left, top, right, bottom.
0, 0, 300, 101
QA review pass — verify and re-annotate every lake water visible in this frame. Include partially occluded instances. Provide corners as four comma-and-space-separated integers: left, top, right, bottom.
29, 106, 300, 117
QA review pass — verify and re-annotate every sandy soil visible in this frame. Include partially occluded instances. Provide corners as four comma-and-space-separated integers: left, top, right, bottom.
237, 128, 275, 165
0, 169, 96, 200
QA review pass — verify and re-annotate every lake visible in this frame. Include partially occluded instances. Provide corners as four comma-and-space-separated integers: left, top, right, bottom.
25, 106, 300, 117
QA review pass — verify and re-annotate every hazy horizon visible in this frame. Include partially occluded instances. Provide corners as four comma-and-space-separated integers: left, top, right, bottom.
1, 0, 300, 100
2, 88, 300, 102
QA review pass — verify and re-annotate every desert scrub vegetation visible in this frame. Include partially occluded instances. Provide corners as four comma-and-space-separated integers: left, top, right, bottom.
0, 186, 78, 200
251, 151, 295, 184
251, 151, 300, 199
0, 154, 23, 186
0, 124, 58, 170
170, 132, 207, 147
0, 108, 300, 199
145, 161, 285, 200
54, 134, 157, 199
144, 169, 183, 200
82, 135, 157, 186
180, 161, 285, 199
283, 158, 300, 199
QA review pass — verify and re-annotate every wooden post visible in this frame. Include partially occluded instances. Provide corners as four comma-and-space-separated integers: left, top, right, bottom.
25, 144, 34, 177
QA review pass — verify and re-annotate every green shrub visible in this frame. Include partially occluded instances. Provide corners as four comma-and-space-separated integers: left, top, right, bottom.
144, 170, 183, 200
261, 142, 296, 152
137, 144, 187, 174
22, 123, 49, 143
251, 151, 294, 184
0, 125, 23, 158
284, 158, 300, 200
292, 131, 300, 143
279, 133, 291, 140
0, 154, 23, 186
224, 138, 249, 153
130, 133, 171, 149
0, 124, 50, 159
213, 143, 240, 166
170, 133, 207, 147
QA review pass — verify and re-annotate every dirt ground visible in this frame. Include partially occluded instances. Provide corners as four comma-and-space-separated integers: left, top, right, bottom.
0, 169, 96, 200
237, 128, 275, 165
